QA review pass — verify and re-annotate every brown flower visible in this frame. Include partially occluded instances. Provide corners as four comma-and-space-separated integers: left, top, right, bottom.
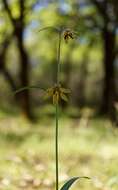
63, 29, 74, 43
44, 84, 70, 105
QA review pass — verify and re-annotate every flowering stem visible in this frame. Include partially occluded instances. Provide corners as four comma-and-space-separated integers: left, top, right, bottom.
55, 104, 59, 190
55, 30, 62, 190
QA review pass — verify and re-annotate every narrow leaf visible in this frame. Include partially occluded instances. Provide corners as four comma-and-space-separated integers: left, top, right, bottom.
13, 85, 45, 94
60, 176, 90, 190
37, 26, 59, 33
60, 93, 68, 102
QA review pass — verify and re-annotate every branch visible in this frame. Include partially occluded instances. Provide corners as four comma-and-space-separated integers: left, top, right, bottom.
19, 0, 25, 25
0, 35, 17, 91
0, 34, 13, 59
2, 0, 16, 26
2, 69, 17, 91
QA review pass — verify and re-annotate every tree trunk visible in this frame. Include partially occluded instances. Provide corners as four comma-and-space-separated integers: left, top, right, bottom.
16, 28, 33, 120
2, 0, 34, 120
101, 27, 116, 120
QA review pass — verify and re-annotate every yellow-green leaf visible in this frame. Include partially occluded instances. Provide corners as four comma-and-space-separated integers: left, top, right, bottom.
60, 93, 68, 102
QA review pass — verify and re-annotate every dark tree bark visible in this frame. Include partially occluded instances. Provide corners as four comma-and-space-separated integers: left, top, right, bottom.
2, 0, 34, 120
101, 27, 116, 120
16, 0, 33, 120
17, 29, 33, 119
91, 0, 117, 121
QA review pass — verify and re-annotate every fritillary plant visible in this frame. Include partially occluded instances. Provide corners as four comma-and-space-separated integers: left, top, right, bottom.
14, 26, 90, 190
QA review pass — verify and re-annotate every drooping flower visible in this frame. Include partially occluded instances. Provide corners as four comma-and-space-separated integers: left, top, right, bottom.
44, 84, 71, 105
63, 29, 74, 43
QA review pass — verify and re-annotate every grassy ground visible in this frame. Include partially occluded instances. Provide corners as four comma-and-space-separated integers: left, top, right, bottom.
0, 112, 118, 190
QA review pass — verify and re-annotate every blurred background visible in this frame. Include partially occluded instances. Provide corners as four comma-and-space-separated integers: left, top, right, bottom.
0, 0, 118, 190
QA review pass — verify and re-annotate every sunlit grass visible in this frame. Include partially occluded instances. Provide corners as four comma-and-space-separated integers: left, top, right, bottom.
0, 115, 117, 190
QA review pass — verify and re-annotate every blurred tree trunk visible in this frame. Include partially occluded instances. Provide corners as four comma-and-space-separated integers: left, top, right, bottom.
16, 0, 33, 120
101, 27, 116, 120
16, 27, 33, 119
2, 0, 34, 120
91, 0, 117, 121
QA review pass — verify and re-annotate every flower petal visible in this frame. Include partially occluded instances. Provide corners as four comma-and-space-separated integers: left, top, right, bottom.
60, 93, 68, 102
61, 88, 71, 93
46, 88, 54, 96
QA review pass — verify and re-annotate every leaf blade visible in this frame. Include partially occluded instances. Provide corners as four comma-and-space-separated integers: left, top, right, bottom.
37, 26, 59, 33
60, 176, 90, 190
13, 85, 45, 94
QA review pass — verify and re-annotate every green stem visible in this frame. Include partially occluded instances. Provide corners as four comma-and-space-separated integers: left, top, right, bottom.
55, 104, 59, 190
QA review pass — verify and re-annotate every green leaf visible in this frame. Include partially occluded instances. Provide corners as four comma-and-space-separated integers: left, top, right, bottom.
60, 176, 90, 190
60, 93, 68, 102
13, 85, 45, 94
37, 26, 59, 33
